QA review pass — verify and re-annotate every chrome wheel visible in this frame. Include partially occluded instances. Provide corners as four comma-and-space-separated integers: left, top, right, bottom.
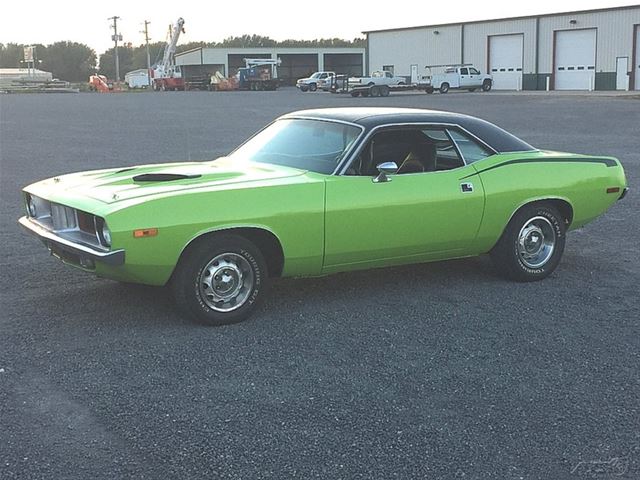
517, 216, 556, 269
199, 253, 255, 312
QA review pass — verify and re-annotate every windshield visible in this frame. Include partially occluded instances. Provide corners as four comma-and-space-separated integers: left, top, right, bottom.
229, 119, 361, 174
310, 72, 321, 79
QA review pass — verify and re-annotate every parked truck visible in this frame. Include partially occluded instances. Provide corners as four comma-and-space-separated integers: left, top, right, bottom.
296, 71, 335, 92
152, 18, 186, 91
209, 59, 281, 91
424, 64, 492, 93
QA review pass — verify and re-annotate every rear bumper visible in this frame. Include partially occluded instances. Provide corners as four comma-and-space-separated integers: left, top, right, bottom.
19, 216, 125, 266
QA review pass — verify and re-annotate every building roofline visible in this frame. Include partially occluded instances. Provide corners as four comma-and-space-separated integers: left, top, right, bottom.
176, 46, 365, 58
362, 4, 640, 34
176, 47, 203, 56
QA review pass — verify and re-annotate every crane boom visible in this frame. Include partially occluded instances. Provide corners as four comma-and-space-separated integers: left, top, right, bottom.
161, 17, 185, 71
152, 17, 186, 91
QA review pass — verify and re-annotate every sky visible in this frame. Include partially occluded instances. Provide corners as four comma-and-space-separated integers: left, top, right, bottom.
1, 0, 636, 54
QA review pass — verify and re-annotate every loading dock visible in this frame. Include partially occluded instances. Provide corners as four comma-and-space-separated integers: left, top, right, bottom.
489, 34, 524, 90
554, 29, 597, 90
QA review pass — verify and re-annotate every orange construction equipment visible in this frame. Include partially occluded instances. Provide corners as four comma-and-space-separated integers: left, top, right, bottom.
89, 75, 110, 93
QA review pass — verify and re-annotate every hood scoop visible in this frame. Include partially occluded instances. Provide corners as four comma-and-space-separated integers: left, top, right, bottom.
132, 173, 202, 182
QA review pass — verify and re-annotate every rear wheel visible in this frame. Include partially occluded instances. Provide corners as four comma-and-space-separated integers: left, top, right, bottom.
350, 91, 360, 97
171, 234, 268, 326
380, 85, 390, 97
490, 204, 566, 282
440, 82, 450, 94
370, 86, 380, 97
468, 88, 476, 92
482, 80, 492, 92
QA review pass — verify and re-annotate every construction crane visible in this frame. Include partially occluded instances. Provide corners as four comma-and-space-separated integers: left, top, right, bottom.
152, 17, 185, 91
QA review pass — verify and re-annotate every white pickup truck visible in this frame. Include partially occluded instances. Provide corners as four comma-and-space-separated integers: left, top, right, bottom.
424, 65, 492, 93
296, 71, 335, 92
348, 70, 406, 87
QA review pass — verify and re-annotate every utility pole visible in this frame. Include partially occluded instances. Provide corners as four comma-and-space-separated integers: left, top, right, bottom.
142, 20, 151, 87
109, 16, 122, 82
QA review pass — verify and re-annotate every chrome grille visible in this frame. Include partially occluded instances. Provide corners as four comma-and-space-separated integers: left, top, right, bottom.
26, 194, 107, 250
51, 203, 77, 230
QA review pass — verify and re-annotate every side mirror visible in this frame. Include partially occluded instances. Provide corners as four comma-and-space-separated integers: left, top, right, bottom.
373, 162, 398, 183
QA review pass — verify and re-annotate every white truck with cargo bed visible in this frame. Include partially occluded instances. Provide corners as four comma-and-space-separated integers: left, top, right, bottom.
424, 64, 492, 93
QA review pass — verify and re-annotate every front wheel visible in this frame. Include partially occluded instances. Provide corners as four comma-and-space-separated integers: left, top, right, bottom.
299, 84, 309, 92
309, 83, 317, 92
490, 204, 566, 282
171, 234, 268, 326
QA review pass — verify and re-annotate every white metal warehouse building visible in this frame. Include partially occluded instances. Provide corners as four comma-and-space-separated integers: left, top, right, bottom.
365, 4, 640, 91
176, 47, 365, 85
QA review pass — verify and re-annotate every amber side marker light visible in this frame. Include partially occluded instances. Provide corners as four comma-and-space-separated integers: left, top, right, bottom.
133, 228, 158, 238
606, 187, 621, 194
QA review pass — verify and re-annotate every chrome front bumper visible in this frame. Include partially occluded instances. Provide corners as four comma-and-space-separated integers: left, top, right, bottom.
19, 216, 125, 266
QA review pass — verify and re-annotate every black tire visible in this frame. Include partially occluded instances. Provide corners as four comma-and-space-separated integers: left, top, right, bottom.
171, 234, 268, 326
350, 91, 360, 97
482, 81, 492, 92
425, 87, 434, 94
490, 203, 566, 282
299, 84, 309, 92
370, 86, 380, 97
380, 85, 390, 97
468, 88, 476, 92
309, 83, 317, 92
440, 83, 449, 94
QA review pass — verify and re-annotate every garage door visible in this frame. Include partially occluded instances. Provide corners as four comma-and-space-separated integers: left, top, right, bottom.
489, 34, 523, 90
554, 29, 596, 90
635, 26, 640, 91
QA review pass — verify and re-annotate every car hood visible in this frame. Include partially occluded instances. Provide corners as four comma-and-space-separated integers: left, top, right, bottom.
26, 158, 307, 205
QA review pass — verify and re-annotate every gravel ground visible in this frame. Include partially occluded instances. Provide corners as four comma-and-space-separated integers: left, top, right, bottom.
0, 89, 638, 480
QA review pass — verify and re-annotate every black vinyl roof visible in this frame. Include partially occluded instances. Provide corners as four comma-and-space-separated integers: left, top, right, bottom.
283, 108, 535, 153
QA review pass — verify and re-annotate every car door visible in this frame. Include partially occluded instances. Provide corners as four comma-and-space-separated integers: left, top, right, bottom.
468, 67, 482, 87
459, 67, 471, 87
323, 126, 485, 271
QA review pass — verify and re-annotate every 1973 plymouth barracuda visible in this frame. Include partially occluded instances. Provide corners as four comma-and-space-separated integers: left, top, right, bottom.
20, 108, 628, 325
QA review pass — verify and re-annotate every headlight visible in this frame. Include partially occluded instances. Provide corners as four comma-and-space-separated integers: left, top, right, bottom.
26, 195, 37, 217
97, 219, 112, 248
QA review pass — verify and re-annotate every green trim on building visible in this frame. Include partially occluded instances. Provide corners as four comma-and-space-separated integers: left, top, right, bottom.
521, 74, 551, 90
595, 72, 616, 91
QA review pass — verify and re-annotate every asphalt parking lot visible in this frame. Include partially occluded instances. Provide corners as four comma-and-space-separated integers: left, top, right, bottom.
1, 88, 639, 479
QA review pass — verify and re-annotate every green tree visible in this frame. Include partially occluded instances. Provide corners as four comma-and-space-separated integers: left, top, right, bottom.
0, 43, 29, 68
39, 42, 96, 81
98, 45, 135, 80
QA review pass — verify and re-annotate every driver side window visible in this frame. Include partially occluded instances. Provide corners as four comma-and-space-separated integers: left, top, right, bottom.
346, 127, 465, 176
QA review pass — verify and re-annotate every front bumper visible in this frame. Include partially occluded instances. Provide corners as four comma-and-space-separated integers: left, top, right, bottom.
19, 216, 125, 266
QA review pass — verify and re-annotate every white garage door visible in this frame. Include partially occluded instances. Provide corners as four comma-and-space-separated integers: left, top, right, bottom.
554, 29, 596, 90
489, 34, 523, 90
635, 27, 640, 91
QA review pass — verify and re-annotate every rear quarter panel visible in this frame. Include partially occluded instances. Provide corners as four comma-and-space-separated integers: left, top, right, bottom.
471, 151, 626, 253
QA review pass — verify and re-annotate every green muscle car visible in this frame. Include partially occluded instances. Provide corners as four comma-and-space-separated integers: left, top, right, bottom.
19, 108, 628, 325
